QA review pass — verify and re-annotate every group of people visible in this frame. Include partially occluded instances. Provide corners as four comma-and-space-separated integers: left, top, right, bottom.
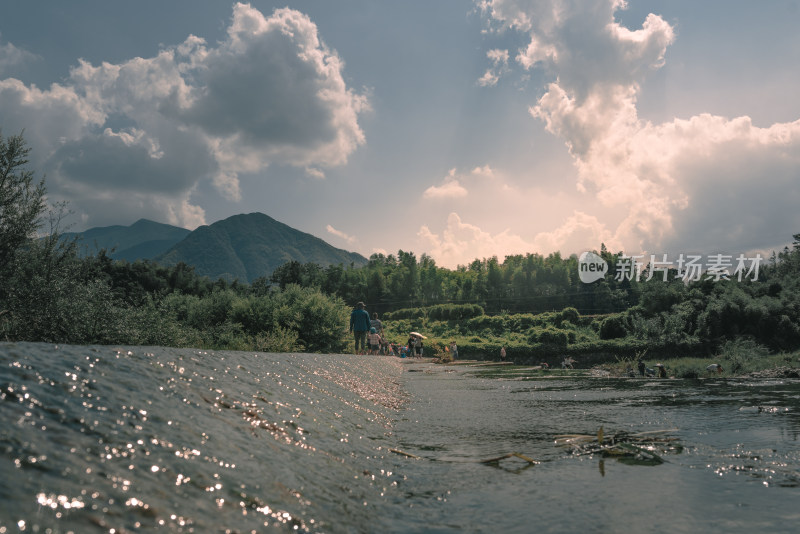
628, 358, 668, 378
349, 301, 389, 355
404, 334, 424, 358
348, 301, 458, 359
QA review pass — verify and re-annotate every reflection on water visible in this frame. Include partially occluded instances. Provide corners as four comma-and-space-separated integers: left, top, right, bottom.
2, 345, 800, 533
0, 343, 405, 533
391, 362, 800, 533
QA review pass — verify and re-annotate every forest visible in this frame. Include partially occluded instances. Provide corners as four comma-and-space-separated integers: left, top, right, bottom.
3, 130, 800, 369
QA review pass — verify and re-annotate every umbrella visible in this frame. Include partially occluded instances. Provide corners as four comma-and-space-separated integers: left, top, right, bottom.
409, 331, 427, 339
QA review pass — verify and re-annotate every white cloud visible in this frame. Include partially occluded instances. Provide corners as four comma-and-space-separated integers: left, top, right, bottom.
305, 167, 326, 179
0, 3, 368, 229
423, 168, 469, 199
0, 38, 39, 74
418, 210, 617, 269
471, 165, 495, 178
531, 211, 615, 255
423, 180, 468, 199
419, 212, 534, 268
478, 48, 509, 87
326, 224, 356, 244
482, 0, 800, 255
178, 4, 368, 173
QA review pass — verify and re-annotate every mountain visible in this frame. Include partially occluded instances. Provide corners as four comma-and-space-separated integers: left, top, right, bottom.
63, 219, 191, 261
155, 212, 368, 282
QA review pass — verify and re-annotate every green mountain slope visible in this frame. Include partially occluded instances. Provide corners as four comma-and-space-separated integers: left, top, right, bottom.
155, 212, 368, 282
63, 219, 191, 261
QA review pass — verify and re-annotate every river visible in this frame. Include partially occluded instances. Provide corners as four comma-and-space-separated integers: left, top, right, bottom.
1, 343, 799, 533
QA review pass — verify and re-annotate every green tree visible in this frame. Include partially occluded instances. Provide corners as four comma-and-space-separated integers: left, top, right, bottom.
0, 130, 46, 274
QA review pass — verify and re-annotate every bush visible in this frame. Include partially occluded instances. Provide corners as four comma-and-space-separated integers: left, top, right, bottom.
528, 327, 569, 348
426, 303, 485, 321
559, 307, 580, 325
120, 299, 203, 347
187, 289, 237, 329
721, 338, 769, 374
254, 327, 301, 353
384, 307, 426, 320
599, 314, 628, 339
269, 285, 350, 353
467, 315, 506, 335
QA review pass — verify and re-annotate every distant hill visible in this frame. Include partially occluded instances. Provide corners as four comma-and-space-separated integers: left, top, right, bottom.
155, 212, 368, 282
63, 219, 191, 261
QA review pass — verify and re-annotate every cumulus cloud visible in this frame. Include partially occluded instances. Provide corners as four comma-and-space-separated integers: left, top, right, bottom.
423, 168, 469, 199
305, 167, 326, 179
419, 212, 538, 268
419, 210, 616, 268
178, 5, 368, 173
326, 224, 356, 244
471, 164, 495, 178
0, 3, 367, 229
481, 0, 800, 255
0, 38, 39, 74
478, 48, 510, 87
529, 210, 615, 255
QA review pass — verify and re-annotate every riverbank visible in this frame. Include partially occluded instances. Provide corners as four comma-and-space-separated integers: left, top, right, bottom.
422, 348, 800, 380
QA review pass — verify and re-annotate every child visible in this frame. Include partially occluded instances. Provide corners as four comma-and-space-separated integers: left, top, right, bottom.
367, 327, 381, 355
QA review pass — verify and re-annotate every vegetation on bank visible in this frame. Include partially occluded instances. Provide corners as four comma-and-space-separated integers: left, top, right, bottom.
2, 129, 800, 375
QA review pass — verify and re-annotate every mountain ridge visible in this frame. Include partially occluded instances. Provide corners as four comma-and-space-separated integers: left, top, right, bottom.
66, 212, 368, 282
62, 218, 192, 261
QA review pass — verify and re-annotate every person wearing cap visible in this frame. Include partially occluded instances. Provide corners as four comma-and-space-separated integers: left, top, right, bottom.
349, 302, 371, 354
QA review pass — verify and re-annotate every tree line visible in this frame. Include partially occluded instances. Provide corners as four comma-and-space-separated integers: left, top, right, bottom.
2, 128, 800, 358
268, 245, 635, 317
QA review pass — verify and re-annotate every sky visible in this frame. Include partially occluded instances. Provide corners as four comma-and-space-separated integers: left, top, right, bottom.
1, 0, 799, 268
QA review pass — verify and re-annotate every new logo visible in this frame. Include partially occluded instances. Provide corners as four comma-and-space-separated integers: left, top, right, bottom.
578, 251, 608, 283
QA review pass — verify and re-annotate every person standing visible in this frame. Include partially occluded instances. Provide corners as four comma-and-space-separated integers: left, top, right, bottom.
500, 346, 506, 361
367, 327, 381, 355
349, 302, 371, 354
407, 335, 417, 358
370, 312, 383, 334
449, 341, 458, 361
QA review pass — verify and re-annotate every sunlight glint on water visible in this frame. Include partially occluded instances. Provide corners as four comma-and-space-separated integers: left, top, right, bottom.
2, 344, 800, 533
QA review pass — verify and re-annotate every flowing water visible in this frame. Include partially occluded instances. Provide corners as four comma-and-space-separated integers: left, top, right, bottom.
1, 343, 799, 533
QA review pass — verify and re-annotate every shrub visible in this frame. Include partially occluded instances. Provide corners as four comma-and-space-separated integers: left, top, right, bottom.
559, 307, 580, 325
426, 303, 485, 321
384, 307, 426, 320
254, 326, 301, 353
267, 285, 349, 353
599, 314, 628, 340
467, 315, 506, 335
187, 289, 237, 329
530, 327, 569, 348
721, 338, 769, 374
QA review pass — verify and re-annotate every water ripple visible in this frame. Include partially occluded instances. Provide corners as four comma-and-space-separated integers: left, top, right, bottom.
1, 343, 405, 533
